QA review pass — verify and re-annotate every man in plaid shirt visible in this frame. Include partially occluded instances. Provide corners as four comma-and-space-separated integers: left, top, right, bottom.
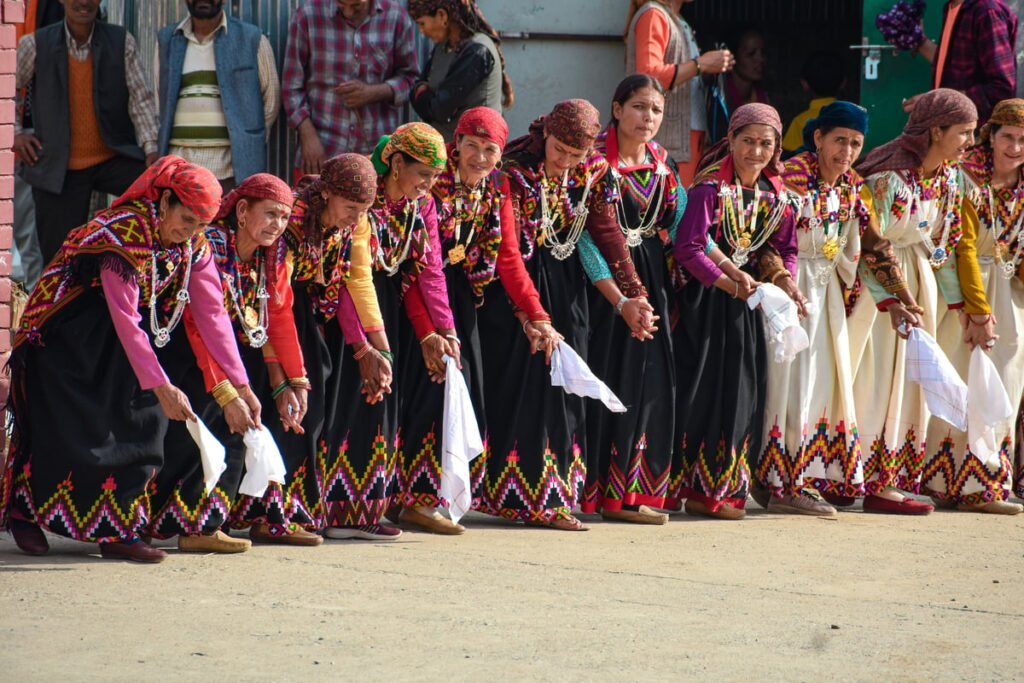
905, 0, 1018, 124
283, 0, 419, 174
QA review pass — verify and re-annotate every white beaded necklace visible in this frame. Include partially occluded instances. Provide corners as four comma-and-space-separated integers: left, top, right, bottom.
987, 185, 1024, 280
611, 160, 669, 247
374, 201, 419, 276
538, 168, 592, 260
149, 241, 194, 348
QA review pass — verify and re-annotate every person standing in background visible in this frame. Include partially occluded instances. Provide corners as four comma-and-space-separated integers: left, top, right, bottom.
282, 0, 419, 176
904, 0, 1018, 124
155, 0, 281, 193
14, 0, 159, 264
625, 0, 734, 187
408, 0, 512, 141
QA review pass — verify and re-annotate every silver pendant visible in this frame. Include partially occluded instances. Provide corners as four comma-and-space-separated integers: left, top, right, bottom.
625, 229, 643, 248
551, 242, 576, 260
154, 328, 171, 348
1001, 262, 1017, 280
247, 327, 268, 348
731, 249, 750, 267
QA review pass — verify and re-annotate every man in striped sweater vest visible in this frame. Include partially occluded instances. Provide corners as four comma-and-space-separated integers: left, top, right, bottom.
156, 0, 281, 192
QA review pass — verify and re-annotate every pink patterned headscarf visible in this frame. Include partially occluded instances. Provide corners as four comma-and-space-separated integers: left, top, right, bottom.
698, 103, 785, 175
856, 88, 977, 177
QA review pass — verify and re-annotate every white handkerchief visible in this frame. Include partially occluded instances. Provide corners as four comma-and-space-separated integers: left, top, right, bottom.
186, 417, 227, 494
905, 328, 968, 431
550, 343, 626, 413
747, 282, 809, 363
239, 427, 288, 498
439, 355, 484, 524
967, 347, 1014, 469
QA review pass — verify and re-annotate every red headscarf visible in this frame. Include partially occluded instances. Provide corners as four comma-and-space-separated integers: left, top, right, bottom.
215, 173, 294, 222
698, 103, 785, 176
114, 155, 222, 223
856, 88, 978, 177
454, 106, 509, 149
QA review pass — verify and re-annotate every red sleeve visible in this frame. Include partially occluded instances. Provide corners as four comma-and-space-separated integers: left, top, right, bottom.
184, 306, 230, 392
403, 280, 437, 339
265, 260, 306, 380
634, 10, 677, 91
495, 178, 549, 320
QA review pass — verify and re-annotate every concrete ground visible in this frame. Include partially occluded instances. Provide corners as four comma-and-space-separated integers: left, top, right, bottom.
1, 504, 1022, 682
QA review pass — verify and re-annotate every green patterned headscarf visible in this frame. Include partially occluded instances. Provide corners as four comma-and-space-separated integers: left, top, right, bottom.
371, 122, 448, 175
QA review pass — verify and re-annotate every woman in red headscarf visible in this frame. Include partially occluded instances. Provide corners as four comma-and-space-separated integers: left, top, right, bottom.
476, 99, 655, 531
393, 107, 559, 534
144, 173, 324, 552
671, 103, 802, 520
0, 156, 259, 563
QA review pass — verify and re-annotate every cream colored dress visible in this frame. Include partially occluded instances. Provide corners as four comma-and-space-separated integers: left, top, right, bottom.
850, 165, 967, 494
758, 155, 865, 497
921, 156, 1021, 503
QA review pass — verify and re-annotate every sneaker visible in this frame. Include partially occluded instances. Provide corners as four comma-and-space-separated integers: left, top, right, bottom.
767, 492, 837, 518
323, 524, 403, 541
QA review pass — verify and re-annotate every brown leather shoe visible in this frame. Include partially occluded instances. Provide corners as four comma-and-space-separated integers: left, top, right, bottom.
601, 505, 669, 525
178, 530, 252, 554
685, 498, 746, 520
249, 523, 323, 546
10, 519, 49, 556
100, 540, 168, 564
399, 507, 466, 535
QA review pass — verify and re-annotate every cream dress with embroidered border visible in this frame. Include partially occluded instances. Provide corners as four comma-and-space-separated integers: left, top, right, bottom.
849, 167, 966, 494
921, 169, 1021, 503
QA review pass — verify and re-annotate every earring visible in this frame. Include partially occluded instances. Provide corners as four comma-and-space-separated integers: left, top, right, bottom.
238, 215, 247, 232
494, 159, 503, 170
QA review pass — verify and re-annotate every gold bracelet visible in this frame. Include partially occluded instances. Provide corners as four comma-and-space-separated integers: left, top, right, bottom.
288, 377, 311, 390
419, 332, 440, 345
211, 380, 239, 408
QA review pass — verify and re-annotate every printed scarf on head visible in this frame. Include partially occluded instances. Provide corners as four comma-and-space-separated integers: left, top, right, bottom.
114, 155, 221, 223
371, 122, 448, 176
979, 98, 1024, 144
699, 103, 784, 176
216, 173, 294, 222
454, 106, 509, 149
296, 153, 378, 245
856, 88, 977, 177
504, 99, 601, 159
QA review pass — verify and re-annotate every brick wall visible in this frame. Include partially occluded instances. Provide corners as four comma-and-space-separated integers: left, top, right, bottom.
0, 1, 17, 357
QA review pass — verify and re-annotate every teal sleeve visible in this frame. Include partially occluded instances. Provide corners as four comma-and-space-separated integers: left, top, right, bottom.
860, 174, 896, 304
705, 235, 716, 255
934, 252, 964, 307
578, 231, 613, 283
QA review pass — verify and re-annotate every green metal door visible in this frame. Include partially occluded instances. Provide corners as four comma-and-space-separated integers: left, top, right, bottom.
857, 0, 946, 149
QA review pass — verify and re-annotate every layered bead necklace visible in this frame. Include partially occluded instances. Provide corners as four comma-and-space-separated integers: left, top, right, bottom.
445, 167, 485, 266
372, 198, 418, 276
610, 159, 669, 247
536, 166, 592, 260
148, 241, 194, 348
224, 245, 269, 348
909, 164, 961, 268
983, 183, 1024, 280
718, 179, 791, 267
801, 175, 857, 285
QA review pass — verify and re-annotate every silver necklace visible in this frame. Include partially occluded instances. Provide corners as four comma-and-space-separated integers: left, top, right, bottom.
225, 253, 269, 348
149, 242, 194, 348
611, 160, 669, 247
538, 168, 592, 260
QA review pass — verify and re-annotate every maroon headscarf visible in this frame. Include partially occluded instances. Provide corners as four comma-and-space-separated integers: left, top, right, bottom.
454, 106, 509, 149
297, 153, 378, 244
215, 173, 294, 222
856, 88, 978, 177
504, 98, 602, 159
697, 103, 785, 176
114, 155, 222, 223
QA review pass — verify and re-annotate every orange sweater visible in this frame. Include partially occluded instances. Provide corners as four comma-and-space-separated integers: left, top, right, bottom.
67, 55, 116, 170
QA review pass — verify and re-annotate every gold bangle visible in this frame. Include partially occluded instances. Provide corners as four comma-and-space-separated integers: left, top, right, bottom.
211, 380, 239, 408
419, 332, 440, 345
288, 377, 311, 390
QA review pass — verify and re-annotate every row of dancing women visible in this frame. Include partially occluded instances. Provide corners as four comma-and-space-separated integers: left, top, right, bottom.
2, 76, 1022, 563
